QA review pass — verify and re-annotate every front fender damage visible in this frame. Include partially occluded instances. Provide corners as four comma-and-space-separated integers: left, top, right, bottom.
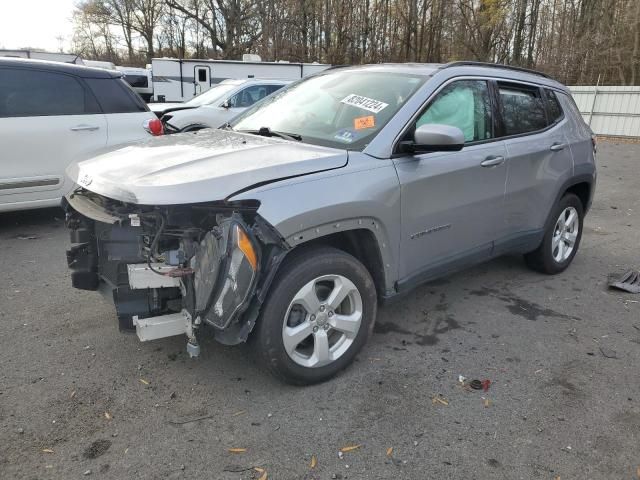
64, 190, 289, 353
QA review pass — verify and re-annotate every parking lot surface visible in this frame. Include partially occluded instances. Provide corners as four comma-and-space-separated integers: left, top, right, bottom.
1, 142, 639, 479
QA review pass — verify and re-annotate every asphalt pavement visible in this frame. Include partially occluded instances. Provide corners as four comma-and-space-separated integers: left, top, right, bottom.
1, 141, 639, 479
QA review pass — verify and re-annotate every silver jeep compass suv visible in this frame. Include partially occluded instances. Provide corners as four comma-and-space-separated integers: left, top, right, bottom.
64, 62, 596, 384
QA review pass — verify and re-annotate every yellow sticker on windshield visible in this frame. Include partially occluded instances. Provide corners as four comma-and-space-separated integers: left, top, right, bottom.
354, 115, 375, 130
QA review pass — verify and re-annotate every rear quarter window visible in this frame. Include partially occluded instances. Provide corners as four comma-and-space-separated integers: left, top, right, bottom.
85, 77, 148, 114
544, 89, 564, 124
0, 67, 99, 117
498, 83, 547, 136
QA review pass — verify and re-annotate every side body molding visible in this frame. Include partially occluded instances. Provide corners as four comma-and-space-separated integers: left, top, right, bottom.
228, 152, 402, 296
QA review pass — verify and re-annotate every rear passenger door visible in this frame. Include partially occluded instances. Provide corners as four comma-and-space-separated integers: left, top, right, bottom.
0, 67, 107, 210
85, 78, 151, 145
496, 82, 573, 246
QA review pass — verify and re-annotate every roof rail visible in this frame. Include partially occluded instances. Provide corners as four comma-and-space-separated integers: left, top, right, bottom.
441, 61, 552, 79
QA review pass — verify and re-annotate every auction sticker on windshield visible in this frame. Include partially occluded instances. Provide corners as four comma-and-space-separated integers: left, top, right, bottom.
354, 115, 375, 130
341, 94, 389, 114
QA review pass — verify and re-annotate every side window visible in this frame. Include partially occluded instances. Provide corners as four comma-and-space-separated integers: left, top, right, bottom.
197, 69, 207, 82
228, 85, 270, 108
85, 78, 147, 114
0, 68, 98, 117
544, 89, 564, 125
415, 80, 493, 143
498, 83, 547, 135
266, 84, 285, 95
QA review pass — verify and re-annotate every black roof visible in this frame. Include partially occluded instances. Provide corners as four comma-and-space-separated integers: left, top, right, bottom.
0, 57, 122, 79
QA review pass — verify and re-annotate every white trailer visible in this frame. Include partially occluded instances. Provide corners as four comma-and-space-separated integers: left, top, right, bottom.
151, 57, 330, 102
117, 66, 154, 102
0, 49, 83, 64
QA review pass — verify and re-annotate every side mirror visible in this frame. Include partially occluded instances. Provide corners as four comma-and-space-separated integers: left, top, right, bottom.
221, 100, 230, 109
400, 124, 465, 154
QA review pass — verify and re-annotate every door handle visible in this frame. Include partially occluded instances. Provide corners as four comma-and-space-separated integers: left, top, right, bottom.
480, 155, 505, 167
550, 143, 567, 151
70, 125, 100, 132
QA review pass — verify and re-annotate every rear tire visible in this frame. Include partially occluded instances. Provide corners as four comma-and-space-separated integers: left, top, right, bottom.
525, 193, 584, 274
253, 246, 377, 385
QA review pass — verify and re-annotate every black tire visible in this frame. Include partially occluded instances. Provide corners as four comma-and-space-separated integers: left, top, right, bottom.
525, 193, 584, 274
253, 246, 377, 385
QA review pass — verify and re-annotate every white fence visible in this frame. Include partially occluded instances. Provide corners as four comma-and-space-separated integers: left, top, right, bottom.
569, 86, 640, 137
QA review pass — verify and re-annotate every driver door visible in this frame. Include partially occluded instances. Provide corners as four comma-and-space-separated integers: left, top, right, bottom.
393, 79, 508, 286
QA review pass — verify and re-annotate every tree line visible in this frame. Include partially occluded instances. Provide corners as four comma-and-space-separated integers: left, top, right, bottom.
72, 0, 640, 85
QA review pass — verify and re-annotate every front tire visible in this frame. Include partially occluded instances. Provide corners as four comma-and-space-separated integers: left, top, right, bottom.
253, 246, 377, 385
525, 193, 584, 274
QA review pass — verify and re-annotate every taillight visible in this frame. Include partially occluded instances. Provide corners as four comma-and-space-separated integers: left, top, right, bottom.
143, 118, 164, 136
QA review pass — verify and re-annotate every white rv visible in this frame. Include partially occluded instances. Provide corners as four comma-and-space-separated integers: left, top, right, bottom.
117, 66, 154, 102
151, 56, 330, 102
0, 49, 83, 64
83, 60, 117, 70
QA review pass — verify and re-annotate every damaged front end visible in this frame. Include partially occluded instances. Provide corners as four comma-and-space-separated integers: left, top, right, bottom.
64, 188, 288, 355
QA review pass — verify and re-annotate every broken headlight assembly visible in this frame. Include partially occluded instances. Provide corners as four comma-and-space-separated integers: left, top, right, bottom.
187, 217, 260, 331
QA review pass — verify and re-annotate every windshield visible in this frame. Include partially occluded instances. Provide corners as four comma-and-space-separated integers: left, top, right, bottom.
186, 83, 238, 107
230, 71, 426, 150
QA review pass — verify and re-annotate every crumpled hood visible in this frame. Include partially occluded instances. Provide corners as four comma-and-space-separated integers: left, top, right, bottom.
66, 129, 347, 205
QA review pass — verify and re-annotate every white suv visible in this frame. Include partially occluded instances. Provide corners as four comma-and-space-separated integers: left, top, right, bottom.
150, 78, 289, 132
0, 58, 162, 212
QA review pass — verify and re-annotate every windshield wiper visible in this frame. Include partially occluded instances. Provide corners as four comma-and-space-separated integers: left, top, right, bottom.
239, 127, 302, 142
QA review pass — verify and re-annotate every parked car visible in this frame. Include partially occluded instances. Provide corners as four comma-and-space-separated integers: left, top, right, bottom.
150, 78, 290, 132
0, 58, 163, 212
63, 62, 596, 384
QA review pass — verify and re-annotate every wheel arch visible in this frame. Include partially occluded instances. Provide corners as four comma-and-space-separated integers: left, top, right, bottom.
543, 173, 595, 232
285, 226, 388, 301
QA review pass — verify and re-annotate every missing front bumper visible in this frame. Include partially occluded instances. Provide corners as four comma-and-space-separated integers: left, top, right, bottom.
64, 192, 264, 345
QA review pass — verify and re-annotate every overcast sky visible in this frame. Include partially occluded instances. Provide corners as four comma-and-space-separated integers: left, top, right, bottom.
0, 0, 76, 52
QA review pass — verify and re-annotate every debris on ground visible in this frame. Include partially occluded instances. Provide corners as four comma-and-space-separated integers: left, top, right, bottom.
339, 444, 361, 453
599, 347, 618, 359
469, 379, 491, 391
83, 469, 92, 476
139, 378, 150, 385
470, 379, 483, 390
458, 375, 467, 384
386, 447, 393, 457
310, 455, 317, 468
609, 270, 640, 293
168, 414, 214, 425
16, 235, 38, 240
222, 465, 255, 473
432, 395, 449, 406
83, 440, 111, 459
227, 448, 247, 453
104, 412, 112, 420
42, 448, 54, 453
